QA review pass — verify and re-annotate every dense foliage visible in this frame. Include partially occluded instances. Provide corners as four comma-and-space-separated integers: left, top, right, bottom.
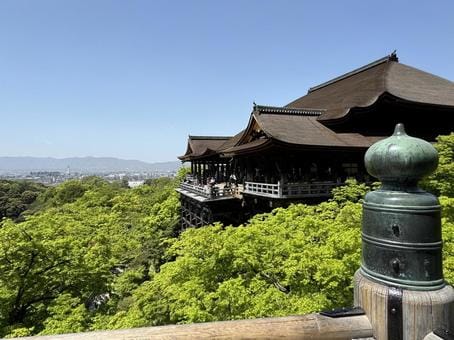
422, 133, 454, 197
0, 176, 180, 337
105, 196, 365, 329
0, 134, 452, 337
0, 180, 45, 220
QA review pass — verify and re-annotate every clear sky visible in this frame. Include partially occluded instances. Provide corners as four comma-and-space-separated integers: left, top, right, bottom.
0, 0, 453, 162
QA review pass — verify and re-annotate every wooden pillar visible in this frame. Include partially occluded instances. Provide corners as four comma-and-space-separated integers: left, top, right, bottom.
278, 180, 283, 197
215, 162, 219, 182
246, 158, 253, 181
354, 272, 454, 339
200, 162, 203, 183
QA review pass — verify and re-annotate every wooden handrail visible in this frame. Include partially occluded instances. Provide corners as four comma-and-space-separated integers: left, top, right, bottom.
244, 181, 339, 198
180, 182, 234, 199
20, 313, 373, 339
244, 181, 279, 196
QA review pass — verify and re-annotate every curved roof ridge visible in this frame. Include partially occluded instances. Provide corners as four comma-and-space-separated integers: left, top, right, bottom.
307, 53, 398, 94
188, 135, 232, 140
254, 104, 324, 116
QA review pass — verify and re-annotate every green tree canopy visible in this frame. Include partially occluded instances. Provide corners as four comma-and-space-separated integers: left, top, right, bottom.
0, 180, 46, 220
422, 133, 454, 196
106, 197, 364, 329
0, 177, 180, 337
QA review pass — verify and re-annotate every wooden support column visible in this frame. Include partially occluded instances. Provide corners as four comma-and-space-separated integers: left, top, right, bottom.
215, 162, 219, 182
202, 162, 207, 184
200, 162, 203, 181
226, 162, 231, 180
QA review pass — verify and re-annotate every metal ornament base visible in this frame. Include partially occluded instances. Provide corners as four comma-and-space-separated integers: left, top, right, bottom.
360, 266, 446, 291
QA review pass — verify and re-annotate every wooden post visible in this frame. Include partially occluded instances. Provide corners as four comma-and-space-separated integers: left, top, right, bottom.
278, 180, 283, 197
196, 162, 200, 183
354, 124, 454, 339
202, 162, 207, 184
354, 271, 454, 339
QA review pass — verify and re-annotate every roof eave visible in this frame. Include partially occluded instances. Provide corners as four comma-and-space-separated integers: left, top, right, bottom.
270, 138, 373, 151
221, 139, 273, 157
318, 91, 454, 125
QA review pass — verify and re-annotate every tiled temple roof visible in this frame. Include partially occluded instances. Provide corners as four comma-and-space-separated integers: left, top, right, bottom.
178, 136, 231, 161
286, 53, 454, 123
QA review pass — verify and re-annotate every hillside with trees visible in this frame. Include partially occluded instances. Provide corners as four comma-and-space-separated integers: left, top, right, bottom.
0, 134, 452, 338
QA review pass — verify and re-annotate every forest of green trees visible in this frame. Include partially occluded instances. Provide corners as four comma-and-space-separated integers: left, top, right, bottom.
0, 134, 453, 338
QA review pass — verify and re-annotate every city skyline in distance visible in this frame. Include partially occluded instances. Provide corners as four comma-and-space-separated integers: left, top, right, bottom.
0, 156, 181, 173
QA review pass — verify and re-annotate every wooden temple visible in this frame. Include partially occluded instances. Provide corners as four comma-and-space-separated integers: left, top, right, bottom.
177, 53, 454, 229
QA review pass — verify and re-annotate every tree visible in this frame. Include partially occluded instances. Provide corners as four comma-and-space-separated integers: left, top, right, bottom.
39, 294, 89, 335
108, 196, 363, 329
421, 133, 454, 196
0, 177, 181, 337
0, 206, 120, 334
440, 196, 454, 284
330, 178, 371, 205
0, 180, 46, 220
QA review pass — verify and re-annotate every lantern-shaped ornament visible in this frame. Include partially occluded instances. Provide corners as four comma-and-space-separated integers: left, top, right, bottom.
361, 123, 444, 290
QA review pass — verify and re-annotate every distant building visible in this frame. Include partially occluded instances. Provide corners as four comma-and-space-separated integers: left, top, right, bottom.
177, 53, 454, 228
128, 180, 145, 188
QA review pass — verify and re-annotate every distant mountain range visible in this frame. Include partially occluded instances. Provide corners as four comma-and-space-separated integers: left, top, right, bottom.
0, 157, 181, 173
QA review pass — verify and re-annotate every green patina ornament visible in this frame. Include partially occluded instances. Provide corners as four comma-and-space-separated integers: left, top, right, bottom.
365, 123, 438, 187
361, 123, 444, 291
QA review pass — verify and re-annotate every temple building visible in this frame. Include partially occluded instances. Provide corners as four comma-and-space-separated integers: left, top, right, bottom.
177, 53, 454, 229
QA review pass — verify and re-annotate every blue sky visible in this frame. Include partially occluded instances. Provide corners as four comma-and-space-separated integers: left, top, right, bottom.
0, 0, 453, 162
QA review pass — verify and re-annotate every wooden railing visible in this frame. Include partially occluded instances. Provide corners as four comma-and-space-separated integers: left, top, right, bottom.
180, 182, 209, 196
244, 181, 280, 197
182, 179, 339, 200
244, 181, 339, 198
282, 181, 338, 197
20, 313, 373, 339
180, 182, 234, 199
